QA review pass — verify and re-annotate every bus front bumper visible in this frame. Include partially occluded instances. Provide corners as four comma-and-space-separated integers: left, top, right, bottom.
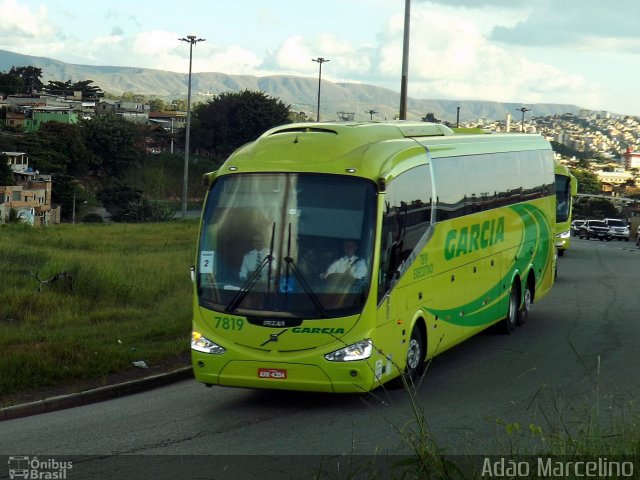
192, 353, 378, 393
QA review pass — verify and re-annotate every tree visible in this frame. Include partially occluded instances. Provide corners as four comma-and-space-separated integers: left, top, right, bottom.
69, 80, 104, 100
0, 153, 15, 185
0, 71, 23, 95
42, 80, 73, 96
624, 187, 640, 199
96, 181, 143, 221
577, 197, 618, 219
10, 124, 94, 219
170, 99, 187, 111
289, 111, 311, 122
148, 99, 166, 112
30, 122, 94, 177
571, 168, 601, 194
551, 141, 590, 168
191, 90, 292, 159
9, 66, 44, 94
80, 115, 142, 177
43, 79, 104, 99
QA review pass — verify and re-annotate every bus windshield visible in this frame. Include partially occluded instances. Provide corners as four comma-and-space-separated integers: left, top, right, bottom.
197, 173, 377, 319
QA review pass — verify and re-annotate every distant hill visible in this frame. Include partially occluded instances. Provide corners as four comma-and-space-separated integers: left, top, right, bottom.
0, 49, 582, 122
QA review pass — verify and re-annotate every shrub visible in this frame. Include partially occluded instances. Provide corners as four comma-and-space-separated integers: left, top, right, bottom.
82, 213, 104, 223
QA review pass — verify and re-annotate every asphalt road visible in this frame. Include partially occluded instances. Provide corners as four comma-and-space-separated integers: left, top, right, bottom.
1, 237, 639, 478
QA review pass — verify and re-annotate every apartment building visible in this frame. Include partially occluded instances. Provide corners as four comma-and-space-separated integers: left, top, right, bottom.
0, 152, 60, 226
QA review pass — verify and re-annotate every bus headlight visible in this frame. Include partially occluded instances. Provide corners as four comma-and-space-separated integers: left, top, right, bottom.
325, 339, 373, 362
191, 331, 226, 355
556, 230, 570, 239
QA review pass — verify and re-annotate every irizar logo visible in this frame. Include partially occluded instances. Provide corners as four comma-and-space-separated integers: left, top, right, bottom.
444, 216, 505, 260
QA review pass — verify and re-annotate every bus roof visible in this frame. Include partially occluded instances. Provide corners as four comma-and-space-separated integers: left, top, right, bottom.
209, 121, 552, 185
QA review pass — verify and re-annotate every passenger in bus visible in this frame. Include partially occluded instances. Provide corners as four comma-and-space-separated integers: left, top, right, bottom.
320, 240, 368, 280
239, 233, 273, 281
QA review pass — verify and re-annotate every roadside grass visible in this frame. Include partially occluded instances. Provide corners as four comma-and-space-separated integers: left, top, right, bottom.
360, 356, 640, 479
0, 221, 198, 401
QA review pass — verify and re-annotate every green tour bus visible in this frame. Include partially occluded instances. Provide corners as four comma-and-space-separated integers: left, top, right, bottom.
191, 121, 556, 393
554, 160, 577, 256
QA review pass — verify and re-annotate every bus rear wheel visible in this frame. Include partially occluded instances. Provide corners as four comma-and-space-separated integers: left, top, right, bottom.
517, 282, 532, 326
502, 285, 519, 334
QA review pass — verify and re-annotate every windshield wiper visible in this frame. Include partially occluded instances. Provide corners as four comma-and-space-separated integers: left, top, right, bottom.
225, 223, 276, 313
282, 223, 328, 318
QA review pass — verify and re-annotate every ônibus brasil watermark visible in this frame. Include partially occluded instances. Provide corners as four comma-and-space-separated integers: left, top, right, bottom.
8, 456, 73, 480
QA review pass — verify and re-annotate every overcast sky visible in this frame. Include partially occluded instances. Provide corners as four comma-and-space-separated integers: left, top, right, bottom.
2, 0, 639, 115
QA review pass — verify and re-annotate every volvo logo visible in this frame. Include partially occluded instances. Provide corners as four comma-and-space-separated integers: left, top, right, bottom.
260, 329, 288, 346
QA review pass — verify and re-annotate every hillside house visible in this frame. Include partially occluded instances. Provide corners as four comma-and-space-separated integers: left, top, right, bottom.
148, 111, 187, 130
624, 148, 640, 170
4, 104, 79, 132
97, 100, 149, 123
0, 152, 60, 226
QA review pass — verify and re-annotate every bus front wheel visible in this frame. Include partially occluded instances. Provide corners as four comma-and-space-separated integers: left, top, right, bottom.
407, 327, 424, 378
389, 325, 425, 389
397, 325, 425, 388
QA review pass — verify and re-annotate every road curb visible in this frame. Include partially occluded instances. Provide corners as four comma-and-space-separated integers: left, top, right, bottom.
0, 367, 194, 422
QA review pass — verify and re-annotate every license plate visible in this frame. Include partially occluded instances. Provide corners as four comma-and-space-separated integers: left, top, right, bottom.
258, 368, 287, 379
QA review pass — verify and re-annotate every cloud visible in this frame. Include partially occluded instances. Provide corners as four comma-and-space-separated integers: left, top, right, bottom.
0, 0, 53, 44
488, 0, 640, 50
414, 0, 530, 6
259, 34, 372, 80
412, 0, 640, 53
371, 7, 599, 107
0, 0, 634, 113
125, 31, 261, 74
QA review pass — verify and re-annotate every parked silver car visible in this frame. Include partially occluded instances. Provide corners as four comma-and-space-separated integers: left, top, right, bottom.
603, 218, 630, 241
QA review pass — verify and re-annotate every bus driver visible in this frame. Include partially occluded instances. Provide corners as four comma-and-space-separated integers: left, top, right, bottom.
320, 240, 368, 280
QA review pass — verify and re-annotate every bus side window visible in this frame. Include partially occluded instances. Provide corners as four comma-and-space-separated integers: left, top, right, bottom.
378, 213, 396, 300
378, 165, 432, 301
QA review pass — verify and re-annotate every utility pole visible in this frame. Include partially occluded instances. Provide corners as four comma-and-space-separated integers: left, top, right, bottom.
178, 34, 205, 218
399, 0, 411, 120
312, 57, 329, 122
456, 106, 461, 128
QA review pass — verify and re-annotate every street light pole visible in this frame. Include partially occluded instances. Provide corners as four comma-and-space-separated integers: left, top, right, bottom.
399, 0, 411, 120
516, 107, 531, 133
312, 57, 329, 122
178, 34, 205, 218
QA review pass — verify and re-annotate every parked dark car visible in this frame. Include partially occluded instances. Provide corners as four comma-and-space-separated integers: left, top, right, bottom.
570, 219, 585, 236
578, 220, 612, 241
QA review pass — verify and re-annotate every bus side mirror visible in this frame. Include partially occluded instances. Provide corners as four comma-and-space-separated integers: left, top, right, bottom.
202, 171, 217, 187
